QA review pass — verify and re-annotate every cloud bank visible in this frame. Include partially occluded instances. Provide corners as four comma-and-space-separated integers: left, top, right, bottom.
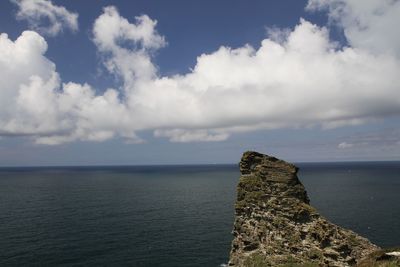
11, 0, 78, 36
0, 0, 400, 144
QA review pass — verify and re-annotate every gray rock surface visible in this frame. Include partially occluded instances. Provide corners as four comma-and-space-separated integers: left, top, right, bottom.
228, 151, 379, 267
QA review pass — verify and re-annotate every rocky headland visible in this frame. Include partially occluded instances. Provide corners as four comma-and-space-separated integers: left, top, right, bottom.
228, 151, 399, 267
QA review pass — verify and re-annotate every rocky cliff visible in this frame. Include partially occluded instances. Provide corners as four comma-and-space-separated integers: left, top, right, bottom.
228, 151, 382, 267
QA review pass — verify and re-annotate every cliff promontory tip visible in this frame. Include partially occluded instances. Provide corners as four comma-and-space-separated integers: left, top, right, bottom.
229, 151, 382, 267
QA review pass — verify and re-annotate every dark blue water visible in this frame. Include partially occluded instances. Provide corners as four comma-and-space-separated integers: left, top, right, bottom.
0, 162, 399, 266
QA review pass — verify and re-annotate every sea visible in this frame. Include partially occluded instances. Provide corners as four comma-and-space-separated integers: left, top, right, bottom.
0, 162, 399, 266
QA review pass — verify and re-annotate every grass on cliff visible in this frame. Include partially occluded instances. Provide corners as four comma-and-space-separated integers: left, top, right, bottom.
279, 263, 320, 267
243, 252, 319, 267
235, 175, 265, 210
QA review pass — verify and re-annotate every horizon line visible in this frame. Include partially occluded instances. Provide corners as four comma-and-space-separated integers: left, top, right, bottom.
1, 159, 400, 168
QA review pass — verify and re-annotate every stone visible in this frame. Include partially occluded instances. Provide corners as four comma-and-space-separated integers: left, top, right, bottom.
228, 151, 380, 267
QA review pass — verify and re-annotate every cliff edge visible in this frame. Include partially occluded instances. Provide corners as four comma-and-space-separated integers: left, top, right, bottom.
228, 151, 381, 267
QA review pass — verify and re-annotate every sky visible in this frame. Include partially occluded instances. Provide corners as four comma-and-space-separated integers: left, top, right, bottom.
0, 0, 400, 166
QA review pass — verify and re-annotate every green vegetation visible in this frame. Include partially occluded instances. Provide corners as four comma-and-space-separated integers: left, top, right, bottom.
235, 190, 264, 210
235, 176, 265, 210
306, 249, 323, 261
278, 263, 319, 267
238, 175, 263, 192
278, 255, 320, 267
243, 252, 271, 267
347, 233, 361, 246
291, 201, 316, 221
243, 253, 320, 267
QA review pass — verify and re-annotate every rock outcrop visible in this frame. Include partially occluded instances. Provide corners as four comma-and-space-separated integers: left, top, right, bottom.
356, 248, 400, 266
228, 151, 380, 267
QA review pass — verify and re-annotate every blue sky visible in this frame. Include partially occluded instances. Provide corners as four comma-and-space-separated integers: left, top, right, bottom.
1, 1, 324, 87
0, 0, 400, 166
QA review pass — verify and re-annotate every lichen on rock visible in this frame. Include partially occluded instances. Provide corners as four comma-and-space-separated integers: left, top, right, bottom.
228, 151, 380, 267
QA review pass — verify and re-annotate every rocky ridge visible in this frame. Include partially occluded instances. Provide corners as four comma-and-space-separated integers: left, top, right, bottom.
228, 151, 382, 267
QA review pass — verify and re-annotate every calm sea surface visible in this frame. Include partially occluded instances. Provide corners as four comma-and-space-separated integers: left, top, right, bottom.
0, 162, 399, 266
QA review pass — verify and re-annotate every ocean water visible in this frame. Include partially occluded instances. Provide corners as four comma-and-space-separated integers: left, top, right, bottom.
0, 162, 399, 266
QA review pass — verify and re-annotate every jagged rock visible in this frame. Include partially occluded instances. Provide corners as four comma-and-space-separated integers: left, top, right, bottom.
228, 151, 380, 267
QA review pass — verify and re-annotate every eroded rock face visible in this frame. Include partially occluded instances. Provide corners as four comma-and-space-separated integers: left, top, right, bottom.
229, 151, 379, 267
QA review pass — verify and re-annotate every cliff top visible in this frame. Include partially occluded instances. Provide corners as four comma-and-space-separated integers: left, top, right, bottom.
240, 151, 297, 177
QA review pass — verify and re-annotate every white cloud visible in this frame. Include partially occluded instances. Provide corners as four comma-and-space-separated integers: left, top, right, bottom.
92, 6, 166, 87
0, 31, 61, 135
154, 129, 229, 143
306, 0, 400, 57
12, 0, 78, 36
1, 3, 400, 144
338, 142, 354, 149
0, 30, 141, 144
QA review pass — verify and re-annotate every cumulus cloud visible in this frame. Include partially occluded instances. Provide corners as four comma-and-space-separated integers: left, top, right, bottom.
306, 0, 400, 57
0, 30, 139, 144
0, 31, 61, 135
1, 2, 400, 144
92, 6, 166, 87
12, 0, 78, 36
